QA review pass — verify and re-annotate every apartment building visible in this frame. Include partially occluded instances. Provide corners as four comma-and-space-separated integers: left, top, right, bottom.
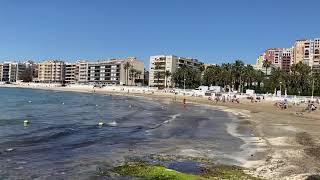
0, 62, 27, 82
149, 55, 203, 87
61, 60, 89, 84
264, 48, 282, 68
75, 61, 89, 84
37, 60, 65, 83
65, 63, 77, 84
0, 61, 38, 82
0, 64, 2, 81
281, 48, 293, 73
87, 57, 144, 85
257, 48, 293, 73
312, 38, 320, 70
293, 38, 320, 69
293, 40, 306, 64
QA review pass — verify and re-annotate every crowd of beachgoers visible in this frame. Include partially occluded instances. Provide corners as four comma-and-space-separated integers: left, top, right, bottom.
1, 82, 318, 114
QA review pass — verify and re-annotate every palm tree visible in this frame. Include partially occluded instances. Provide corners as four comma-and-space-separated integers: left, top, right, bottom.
164, 70, 171, 88
232, 60, 245, 92
244, 65, 255, 89
154, 64, 162, 88
134, 70, 142, 85
124, 62, 131, 85
291, 62, 311, 95
199, 64, 205, 85
221, 63, 232, 90
263, 60, 271, 76
129, 68, 136, 86
269, 67, 286, 94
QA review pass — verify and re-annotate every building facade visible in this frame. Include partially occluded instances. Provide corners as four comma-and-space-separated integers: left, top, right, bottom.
65, 63, 77, 84
87, 57, 144, 85
0, 64, 2, 81
281, 48, 293, 73
0, 61, 38, 82
74, 61, 89, 84
36, 60, 65, 83
312, 38, 320, 70
256, 48, 293, 74
293, 40, 306, 64
292, 38, 320, 70
264, 48, 283, 69
0, 62, 27, 82
149, 55, 203, 87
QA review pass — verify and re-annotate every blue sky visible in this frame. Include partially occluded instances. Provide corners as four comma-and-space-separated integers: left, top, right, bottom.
0, 0, 319, 66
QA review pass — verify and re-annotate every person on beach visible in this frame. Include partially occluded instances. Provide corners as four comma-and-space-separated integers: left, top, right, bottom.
306, 101, 317, 112
250, 96, 254, 103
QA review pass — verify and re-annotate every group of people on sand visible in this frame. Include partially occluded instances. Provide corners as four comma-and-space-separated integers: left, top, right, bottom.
274, 99, 289, 109
208, 94, 240, 104
274, 98, 319, 112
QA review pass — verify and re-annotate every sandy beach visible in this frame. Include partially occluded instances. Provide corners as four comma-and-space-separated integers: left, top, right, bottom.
1, 83, 320, 179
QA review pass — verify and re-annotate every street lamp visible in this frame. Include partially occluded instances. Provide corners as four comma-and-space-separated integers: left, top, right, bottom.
279, 81, 282, 97
312, 78, 315, 100
183, 72, 186, 93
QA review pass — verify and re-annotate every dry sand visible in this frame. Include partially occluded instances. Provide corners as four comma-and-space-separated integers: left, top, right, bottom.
2, 84, 320, 179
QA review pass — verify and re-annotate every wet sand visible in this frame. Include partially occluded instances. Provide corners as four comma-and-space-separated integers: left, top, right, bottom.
2, 84, 320, 179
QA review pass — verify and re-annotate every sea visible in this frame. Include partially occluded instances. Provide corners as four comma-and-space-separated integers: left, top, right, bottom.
0, 87, 254, 179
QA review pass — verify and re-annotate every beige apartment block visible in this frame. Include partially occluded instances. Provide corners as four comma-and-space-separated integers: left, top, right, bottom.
293, 39, 318, 68
37, 60, 65, 83
293, 40, 305, 64
87, 57, 144, 85
65, 63, 77, 84
75, 61, 89, 84
149, 55, 203, 87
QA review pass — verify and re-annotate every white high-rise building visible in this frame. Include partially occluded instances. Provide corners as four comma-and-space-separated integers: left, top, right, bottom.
0, 62, 26, 82
149, 55, 203, 87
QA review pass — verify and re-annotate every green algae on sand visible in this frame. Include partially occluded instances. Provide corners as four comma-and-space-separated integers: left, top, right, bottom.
112, 162, 260, 180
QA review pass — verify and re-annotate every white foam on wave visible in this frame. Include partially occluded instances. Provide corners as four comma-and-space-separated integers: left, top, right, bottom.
107, 121, 117, 127
146, 114, 181, 133
164, 113, 181, 124
225, 121, 267, 168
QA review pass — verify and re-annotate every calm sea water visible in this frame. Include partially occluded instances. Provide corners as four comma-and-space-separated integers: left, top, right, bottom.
0, 88, 249, 179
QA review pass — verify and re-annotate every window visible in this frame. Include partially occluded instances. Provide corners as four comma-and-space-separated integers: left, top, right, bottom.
315, 49, 320, 54
305, 50, 310, 56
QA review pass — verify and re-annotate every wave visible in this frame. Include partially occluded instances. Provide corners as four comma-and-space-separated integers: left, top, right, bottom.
147, 114, 181, 131
1, 128, 77, 146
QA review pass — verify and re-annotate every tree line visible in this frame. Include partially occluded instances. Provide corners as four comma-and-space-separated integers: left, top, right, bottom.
169, 60, 320, 96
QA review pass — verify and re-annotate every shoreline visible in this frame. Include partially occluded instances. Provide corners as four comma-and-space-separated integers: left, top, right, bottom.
1, 84, 320, 179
